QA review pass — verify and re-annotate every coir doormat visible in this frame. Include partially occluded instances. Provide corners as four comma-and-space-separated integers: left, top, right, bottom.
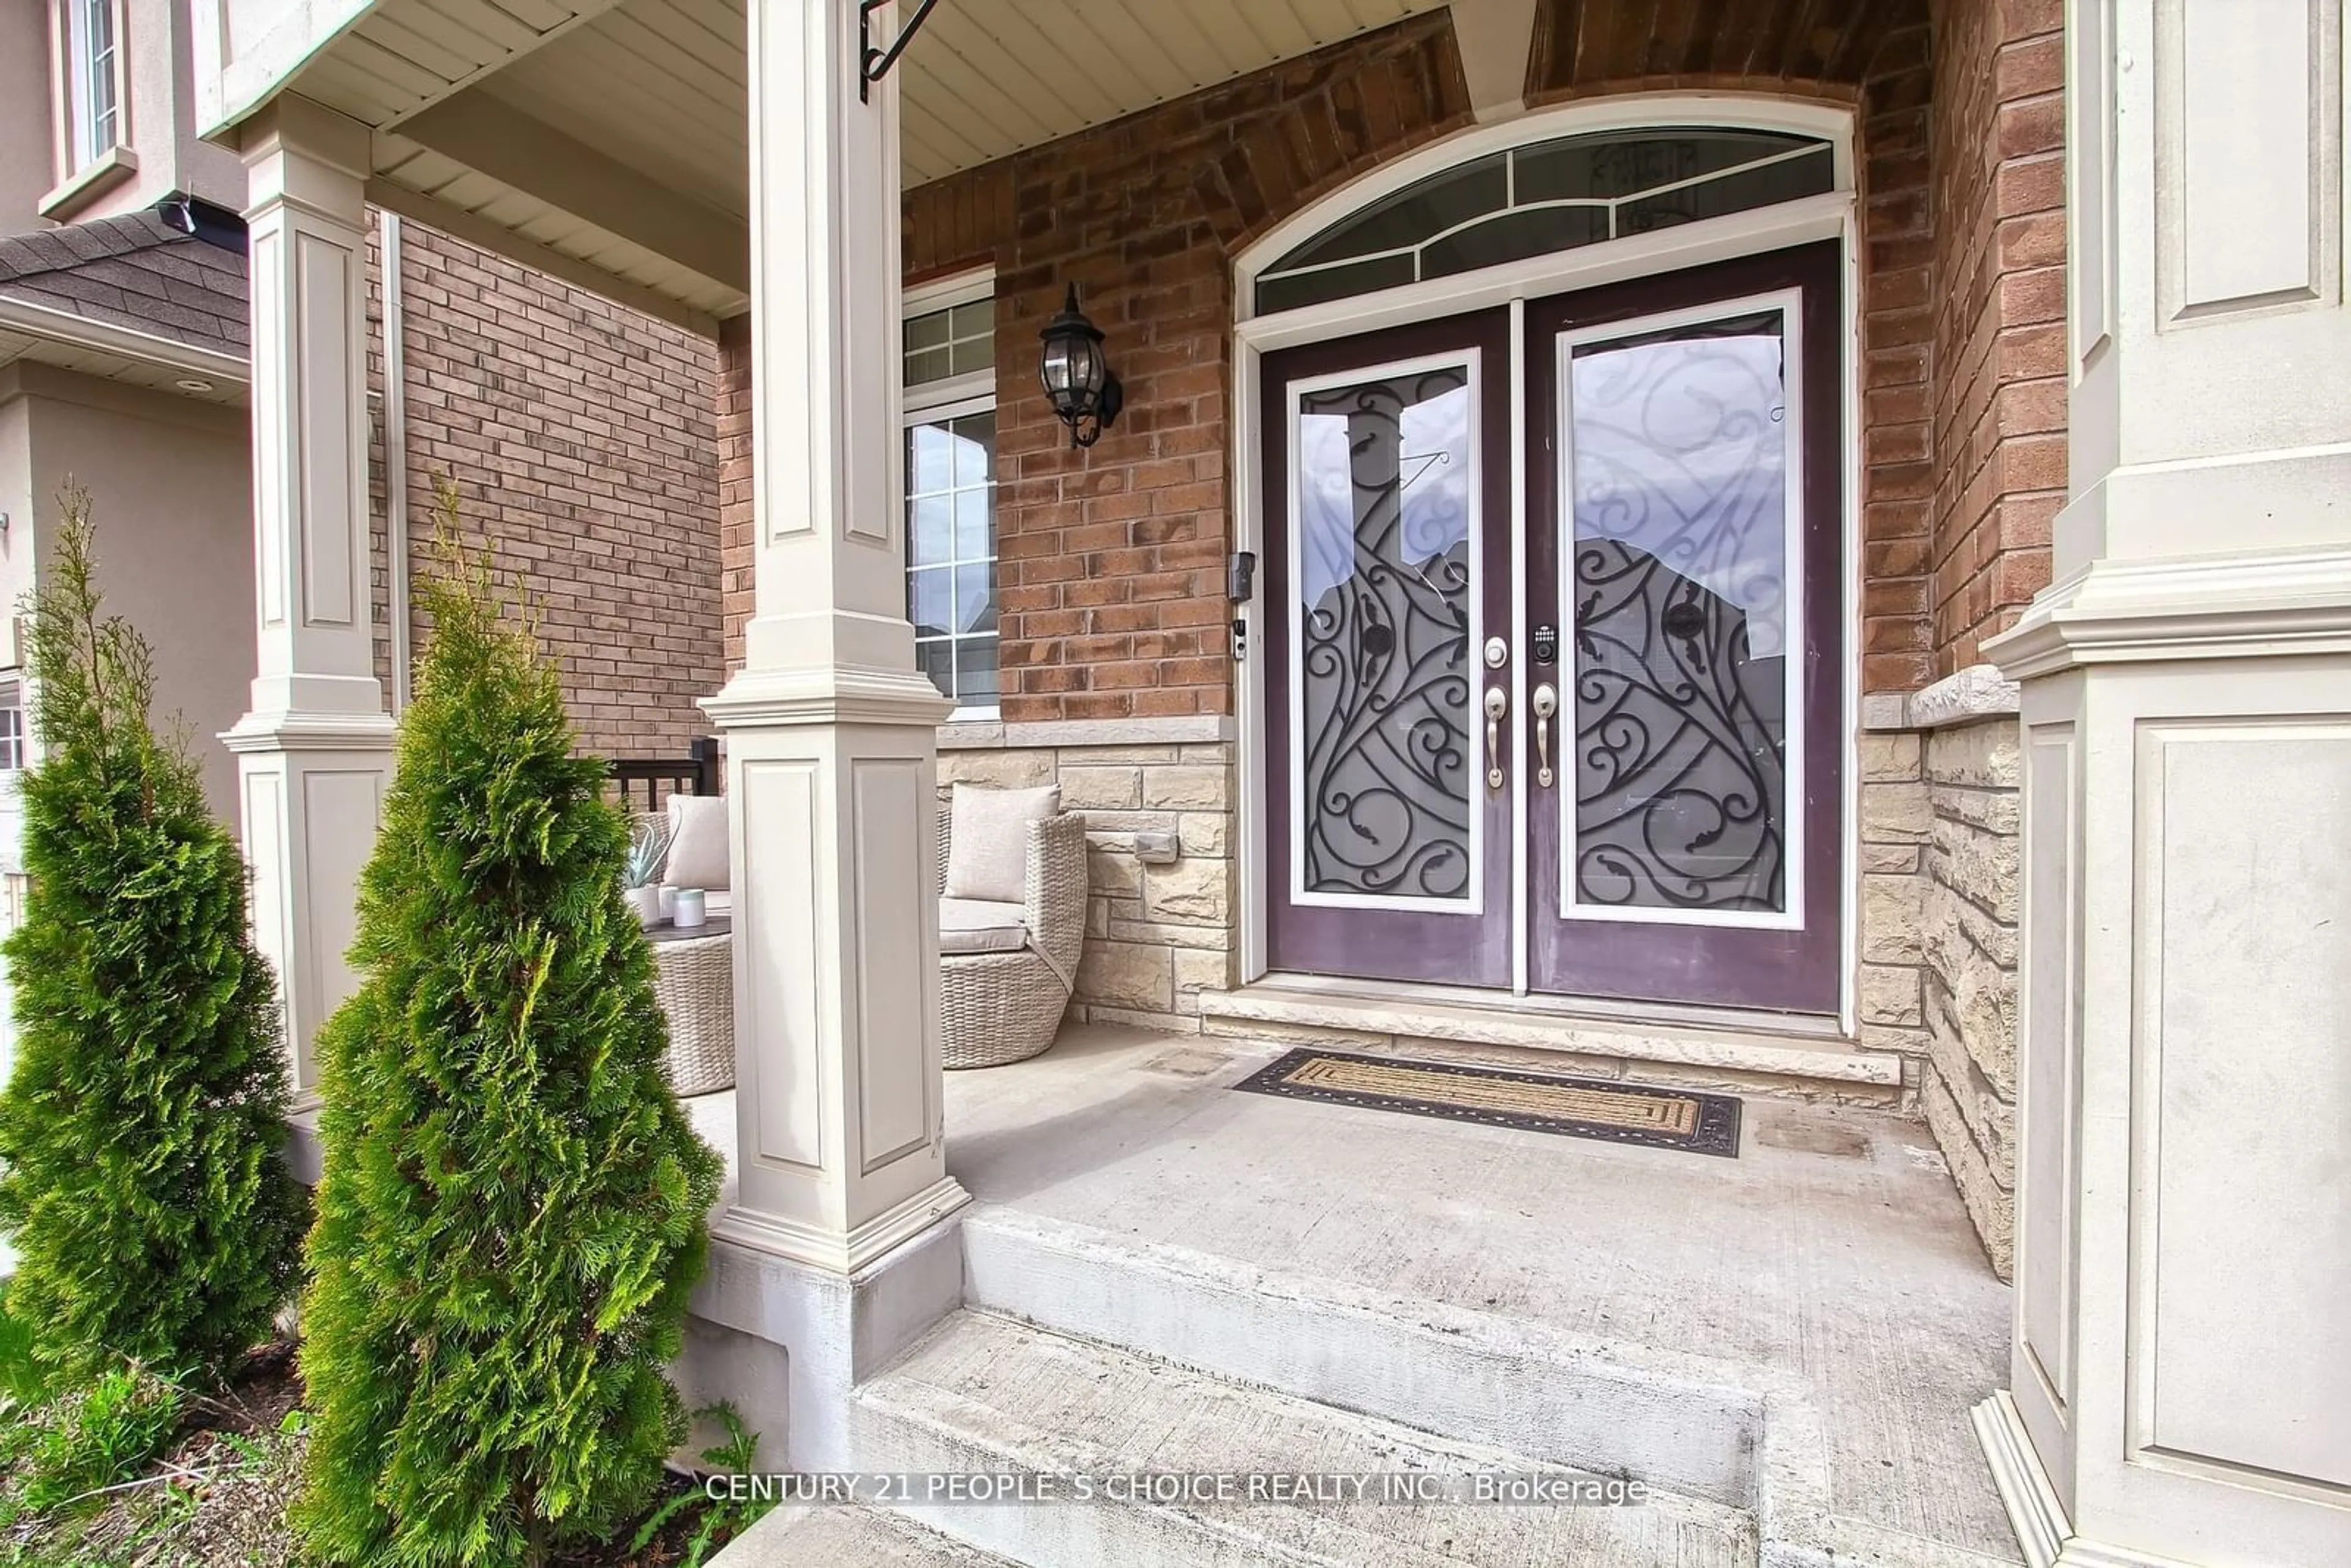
1234, 1048, 1741, 1158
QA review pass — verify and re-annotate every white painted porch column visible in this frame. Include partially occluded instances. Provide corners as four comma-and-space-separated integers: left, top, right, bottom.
1975, 5, 2351, 1566
701, 0, 966, 1272
222, 96, 396, 1107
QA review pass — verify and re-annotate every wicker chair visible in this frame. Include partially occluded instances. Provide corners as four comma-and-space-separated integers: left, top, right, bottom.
630, 809, 734, 1095
936, 807, 1089, 1069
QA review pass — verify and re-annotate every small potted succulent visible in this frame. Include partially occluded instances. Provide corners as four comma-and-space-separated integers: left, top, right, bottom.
623, 816, 670, 927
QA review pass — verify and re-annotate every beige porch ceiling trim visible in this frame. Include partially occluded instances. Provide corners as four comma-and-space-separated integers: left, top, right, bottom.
209, 0, 1473, 326
392, 90, 749, 294
364, 178, 725, 334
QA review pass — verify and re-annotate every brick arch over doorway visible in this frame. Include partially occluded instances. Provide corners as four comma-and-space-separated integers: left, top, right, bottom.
1526, 0, 1929, 103
720, 7, 1944, 715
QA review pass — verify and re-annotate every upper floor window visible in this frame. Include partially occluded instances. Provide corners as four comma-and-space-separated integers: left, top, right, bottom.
61, 0, 122, 170
0, 697, 23, 773
1253, 127, 1834, 316
902, 279, 999, 716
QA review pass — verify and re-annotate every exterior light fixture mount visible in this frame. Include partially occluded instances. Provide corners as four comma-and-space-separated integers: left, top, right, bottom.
860, 0, 945, 102
1038, 284, 1123, 449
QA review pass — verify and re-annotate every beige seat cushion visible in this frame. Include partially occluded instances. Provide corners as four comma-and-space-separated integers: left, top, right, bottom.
943, 783, 1061, 903
665, 793, 730, 892
939, 896, 1029, 956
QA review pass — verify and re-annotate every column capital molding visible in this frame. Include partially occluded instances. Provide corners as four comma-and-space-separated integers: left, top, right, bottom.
1986, 545, 2351, 681
233, 94, 373, 181
702, 666, 953, 731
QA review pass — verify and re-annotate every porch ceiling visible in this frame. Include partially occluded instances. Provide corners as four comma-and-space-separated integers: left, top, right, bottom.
260, 0, 1453, 330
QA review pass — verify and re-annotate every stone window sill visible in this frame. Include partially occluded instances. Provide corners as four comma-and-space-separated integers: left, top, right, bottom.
38, 146, 140, 221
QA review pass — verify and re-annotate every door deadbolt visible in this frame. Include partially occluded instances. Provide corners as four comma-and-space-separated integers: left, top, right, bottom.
1483, 636, 1509, 670
1532, 623, 1559, 665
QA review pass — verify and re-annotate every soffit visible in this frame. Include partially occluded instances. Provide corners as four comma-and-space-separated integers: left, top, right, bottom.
283, 0, 1459, 321
0, 329, 249, 407
298, 0, 1453, 191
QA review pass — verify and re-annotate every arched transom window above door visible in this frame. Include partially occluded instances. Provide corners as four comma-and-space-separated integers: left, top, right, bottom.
1253, 127, 1836, 316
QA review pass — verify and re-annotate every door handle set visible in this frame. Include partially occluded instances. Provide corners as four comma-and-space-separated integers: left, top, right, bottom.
1484, 686, 1508, 790
1532, 683, 1557, 789
1486, 681, 1561, 792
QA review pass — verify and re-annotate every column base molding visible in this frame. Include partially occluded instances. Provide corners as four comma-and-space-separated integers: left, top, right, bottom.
1989, 545, 2351, 680
1972, 1393, 2207, 1568
711, 1175, 972, 1275
1973, 1391, 2068, 1568
221, 708, 397, 753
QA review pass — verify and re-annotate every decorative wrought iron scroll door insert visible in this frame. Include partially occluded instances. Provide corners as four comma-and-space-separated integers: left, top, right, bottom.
1261, 247, 1842, 1010
1264, 311, 1515, 988
1524, 243, 1845, 1013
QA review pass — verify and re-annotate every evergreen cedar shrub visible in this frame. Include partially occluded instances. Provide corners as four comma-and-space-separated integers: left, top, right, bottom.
0, 486, 302, 1384
297, 491, 722, 1568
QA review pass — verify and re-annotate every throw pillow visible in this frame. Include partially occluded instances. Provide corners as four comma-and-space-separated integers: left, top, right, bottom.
664, 793, 731, 892
943, 783, 1062, 903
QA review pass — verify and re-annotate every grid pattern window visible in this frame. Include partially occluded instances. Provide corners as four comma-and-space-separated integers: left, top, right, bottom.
0, 700, 23, 773
904, 288, 998, 712
1254, 129, 1834, 315
64, 0, 119, 169
905, 298, 993, 388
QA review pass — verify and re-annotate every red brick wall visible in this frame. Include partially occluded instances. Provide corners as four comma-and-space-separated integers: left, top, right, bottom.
723, 8, 1955, 705
717, 314, 751, 671
985, 15, 1475, 724
371, 223, 725, 760
1856, 20, 1938, 694
1925, 0, 2064, 675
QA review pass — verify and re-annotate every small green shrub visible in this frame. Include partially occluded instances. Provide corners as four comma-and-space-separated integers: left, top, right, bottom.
0, 1365, 184, 1526
0, 1281, 45, 1408
626, 1404, 774, 1568
0, 486, 302, 1386
296, 486, 722, 1568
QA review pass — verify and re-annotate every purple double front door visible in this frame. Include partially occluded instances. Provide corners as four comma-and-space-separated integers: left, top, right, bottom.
1262, 243, 1845, 1015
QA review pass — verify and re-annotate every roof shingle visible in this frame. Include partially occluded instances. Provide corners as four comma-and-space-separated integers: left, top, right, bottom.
0, 206, 248, 359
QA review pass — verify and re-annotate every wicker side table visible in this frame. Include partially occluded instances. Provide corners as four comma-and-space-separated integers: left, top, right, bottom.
647, 917, 734, 1095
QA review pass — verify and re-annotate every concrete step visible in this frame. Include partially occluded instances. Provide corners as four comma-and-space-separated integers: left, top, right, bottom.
955, 1206, 2023, 1568
1197, 978, 1905, 1101
718, 1499, 1025, 1564
850, 1308, 1760, 1568
960, 1204, 1764, 1509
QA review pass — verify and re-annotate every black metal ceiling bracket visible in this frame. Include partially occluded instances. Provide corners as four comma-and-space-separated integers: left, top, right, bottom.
860, 0, 944, 102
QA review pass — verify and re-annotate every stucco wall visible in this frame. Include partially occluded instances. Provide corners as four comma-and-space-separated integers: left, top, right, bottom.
0, 378, 35, 648
9, 364, 253, 825
0, 0, 54, 234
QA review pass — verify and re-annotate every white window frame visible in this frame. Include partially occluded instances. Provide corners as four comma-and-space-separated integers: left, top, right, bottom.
43, 0, 133, 216
0, 689, 22, 775
902, 268, 999, 721
53, 0, 126, 173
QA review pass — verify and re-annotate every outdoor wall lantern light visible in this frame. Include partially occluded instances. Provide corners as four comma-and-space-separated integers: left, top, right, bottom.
1039, 284, 1123, 448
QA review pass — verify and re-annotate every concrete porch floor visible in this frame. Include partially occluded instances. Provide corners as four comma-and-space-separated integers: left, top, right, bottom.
688, 1021, 2020, 1565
